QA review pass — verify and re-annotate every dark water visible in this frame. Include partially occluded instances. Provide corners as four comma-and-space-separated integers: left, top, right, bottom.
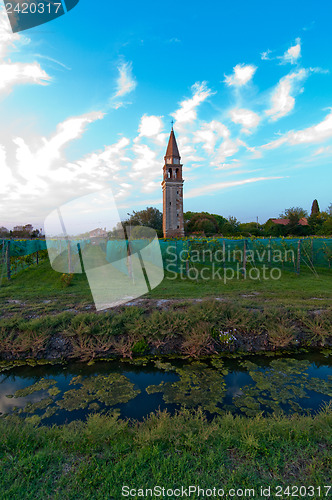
0, 351, 331, 425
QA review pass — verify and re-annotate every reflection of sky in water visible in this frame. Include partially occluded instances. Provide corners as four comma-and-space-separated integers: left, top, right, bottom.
224, 371, 253, 398
0, 377, 47, 414
0, 353, 331, 423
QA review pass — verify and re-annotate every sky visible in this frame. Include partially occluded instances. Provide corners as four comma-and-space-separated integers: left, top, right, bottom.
0, 0, 332, 231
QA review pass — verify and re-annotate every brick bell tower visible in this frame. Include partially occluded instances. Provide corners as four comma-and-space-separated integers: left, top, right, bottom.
162, 126, 185, 238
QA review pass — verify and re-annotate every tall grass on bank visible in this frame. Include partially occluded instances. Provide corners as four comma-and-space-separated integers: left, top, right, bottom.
0, 406, 331, 499
0, 301, 331, 360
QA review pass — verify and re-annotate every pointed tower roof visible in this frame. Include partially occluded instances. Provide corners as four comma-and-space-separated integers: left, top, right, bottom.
165, 128, 180, 158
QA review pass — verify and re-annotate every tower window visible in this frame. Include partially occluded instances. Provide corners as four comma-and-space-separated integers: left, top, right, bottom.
169, 202, 171, 206
168, 168, 172, 178
177, 225, 180, 229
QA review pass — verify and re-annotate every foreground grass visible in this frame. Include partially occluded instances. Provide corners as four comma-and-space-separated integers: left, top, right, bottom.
0, 407, 331, 499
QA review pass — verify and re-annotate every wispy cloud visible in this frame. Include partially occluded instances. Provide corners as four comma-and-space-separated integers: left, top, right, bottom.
224, 64, 257, 87
265, 69, 307, 121
109, 60, 137, 109
263, 109, 332, 149
279, 38, 301, 65
230, 108, 260, 134
114, 61, 137, 97
171, 82, 213, 125
185, 177, 283, 199
33, 54, 71, 71
193, 120, 229, 155
261, 49, 272, 61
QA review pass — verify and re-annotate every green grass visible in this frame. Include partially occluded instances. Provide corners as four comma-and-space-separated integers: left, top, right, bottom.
0, 407, 331, 499
0, 258, 331, 317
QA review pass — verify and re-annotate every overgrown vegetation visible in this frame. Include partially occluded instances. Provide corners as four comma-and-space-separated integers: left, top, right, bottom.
0, 299, 331, 361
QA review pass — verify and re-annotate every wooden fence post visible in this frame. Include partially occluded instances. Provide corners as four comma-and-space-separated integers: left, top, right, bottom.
269, 236, 272, 266
243, 239, 247, 276
6, 240, 11, 280
223, 239, 226, 269
68, 241, 72, 274
297, 239, 301, 275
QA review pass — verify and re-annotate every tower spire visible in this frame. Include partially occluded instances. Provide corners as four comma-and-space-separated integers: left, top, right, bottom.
165, 128, 180, 159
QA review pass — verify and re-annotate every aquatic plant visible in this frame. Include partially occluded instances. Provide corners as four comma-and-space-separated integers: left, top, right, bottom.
56, 373, 140, 411
232, 358, 332, 416
13, 378, 57, 398
146, 361, 227, 414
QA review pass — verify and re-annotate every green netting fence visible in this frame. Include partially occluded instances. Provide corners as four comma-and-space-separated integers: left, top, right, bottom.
159, 237, 332, 274
1, 237, 331, 281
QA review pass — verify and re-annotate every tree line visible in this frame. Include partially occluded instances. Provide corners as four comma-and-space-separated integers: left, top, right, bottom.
1, 200, 331, 240
123, 200, 332, 238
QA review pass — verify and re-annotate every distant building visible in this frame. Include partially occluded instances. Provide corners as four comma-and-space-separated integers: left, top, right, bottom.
269, 218, 308, 226
89, 228, 108, 241
162, 128, 185, 238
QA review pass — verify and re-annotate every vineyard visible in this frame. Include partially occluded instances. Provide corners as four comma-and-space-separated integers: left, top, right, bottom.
0, 237, 331, 283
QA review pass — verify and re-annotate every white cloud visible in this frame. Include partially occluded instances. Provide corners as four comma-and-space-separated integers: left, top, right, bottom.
230, 108, 260, 133
193, 120, 229, 154
261, 50, 272, 61
224, 64, 257, 87
185, 177, 283, 199
214, 138, 243, 164
172, 82, 212, 125
0, 111, 112, 216
109, 61, 137, 109
262, 110, 332, 149
129, 143, 161, 191
114, 61, 137, 98
312, 145, 332, 156
0, 61, 51, 92
265, 69, 307, 121
0, 7, 20, 59
280, 38, 301, 64
138, 115, 163, 137
0, 8, 51, 94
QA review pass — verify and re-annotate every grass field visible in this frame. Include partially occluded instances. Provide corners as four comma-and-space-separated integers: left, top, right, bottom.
1, 258, 331, 317
0, 407, 331, 499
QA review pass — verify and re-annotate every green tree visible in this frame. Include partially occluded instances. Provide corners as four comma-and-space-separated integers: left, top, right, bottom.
279, 207, 308, 220
211, 214, 228, 233
222, 216, 240, 236
310, 199, 320, 216
185, 212, 218, 236
125, 207, 163, 236
239, 222, 263, 236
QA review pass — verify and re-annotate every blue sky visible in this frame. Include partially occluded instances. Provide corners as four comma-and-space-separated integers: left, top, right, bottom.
0, 0, 332, 230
